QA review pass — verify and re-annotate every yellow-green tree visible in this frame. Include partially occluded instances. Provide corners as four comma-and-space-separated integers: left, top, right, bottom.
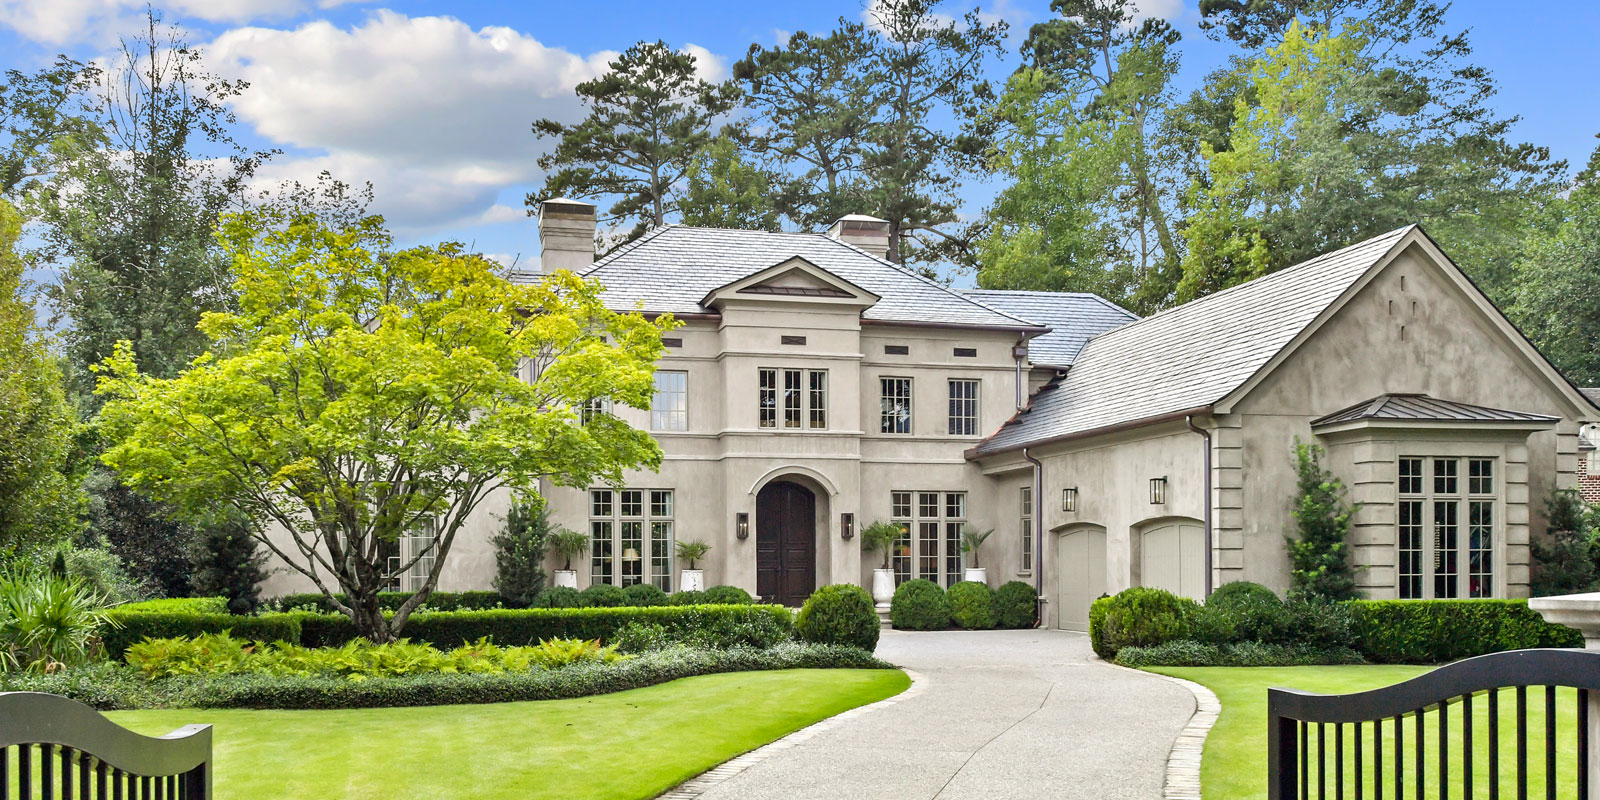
95, 209, 674, 641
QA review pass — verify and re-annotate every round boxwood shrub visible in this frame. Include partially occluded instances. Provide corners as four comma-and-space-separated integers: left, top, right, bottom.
529, 586, 584, 608
994, 581, 1037, 629
947, 581, 996, 630
580, 583, 626, 607
703, 585, 754, 605
890, 579, 951, 631
1088, 587, 1198, 660
667, 590, 708, 606
621, 583, 668, 607
1192, 581, 1288, 644
795, 584, 878, 652
1208, 580, 1278, 609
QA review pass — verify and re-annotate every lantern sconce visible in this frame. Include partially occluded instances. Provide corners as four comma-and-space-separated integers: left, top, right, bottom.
1149, 477, 1168, 505
736, 512, 750, 540
841, 513, 855, 541
1061, 487, 1078, 513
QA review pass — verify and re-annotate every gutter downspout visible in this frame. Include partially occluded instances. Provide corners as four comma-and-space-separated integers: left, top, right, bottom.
1022, 447, 1045, 627
1185, 415, 1214, 598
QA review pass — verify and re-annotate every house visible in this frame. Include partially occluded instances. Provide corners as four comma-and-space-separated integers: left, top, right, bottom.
1581, 389, 1600, 505
258, 200, 1600, 631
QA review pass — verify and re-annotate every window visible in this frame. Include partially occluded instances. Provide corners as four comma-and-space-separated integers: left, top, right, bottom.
651, 371, 687, 431
948, 379, 979, 436
578, 397, 611, 424
1397, 457, 1496, 599
1019, 486, 1033, 574
890, 491, 968, 587
880, 377, 912, 434
590, 489, 675, 590
382, 518, 436, 592
759, 368, 827, 429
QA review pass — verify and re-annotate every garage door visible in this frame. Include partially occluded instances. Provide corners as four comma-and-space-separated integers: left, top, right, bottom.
1140, 522, 1204, 599
1055, 527, 1106, 632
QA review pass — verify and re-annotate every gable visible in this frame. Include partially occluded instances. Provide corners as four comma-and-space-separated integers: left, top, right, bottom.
700, 255, 880, 310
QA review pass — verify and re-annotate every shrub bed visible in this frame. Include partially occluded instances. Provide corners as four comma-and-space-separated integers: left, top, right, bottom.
1114, 641, 1365, 668
796, 584, 879, 652
1348, 599, 1583, 663
264, 590, 506, 613
947, 582, 996, 630
102, 611, 303, 660
1089, 587, 1198, 659
113, 597, 229, 614
890, 580, 951, 631
994, 581, 1037, 629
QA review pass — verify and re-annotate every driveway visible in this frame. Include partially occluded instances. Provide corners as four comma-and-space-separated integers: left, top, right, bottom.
690, 629, 1196, 800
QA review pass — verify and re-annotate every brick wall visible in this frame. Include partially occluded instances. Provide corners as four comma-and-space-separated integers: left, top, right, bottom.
1581, 449, 1600, 505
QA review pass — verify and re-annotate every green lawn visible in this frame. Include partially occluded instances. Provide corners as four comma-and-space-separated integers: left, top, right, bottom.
107, 668, 909, 800
1151, 666, 1580, 800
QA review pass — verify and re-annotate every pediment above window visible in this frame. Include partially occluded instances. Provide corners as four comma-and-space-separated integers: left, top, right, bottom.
700, 256, 881, 311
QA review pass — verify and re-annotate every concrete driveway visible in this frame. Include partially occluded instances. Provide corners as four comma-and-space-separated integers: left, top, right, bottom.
689, 629, 1196, 800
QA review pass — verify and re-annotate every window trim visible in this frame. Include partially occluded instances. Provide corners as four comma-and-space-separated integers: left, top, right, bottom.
650, 370, 688, 432
880, 376, 913, 435
758, 367, 828, 430
1019, 486, 1034, 575
948, 378, 980, 437
589, 488, 676, 591
889, 490, 968, 587
1397, 456, 1497, 599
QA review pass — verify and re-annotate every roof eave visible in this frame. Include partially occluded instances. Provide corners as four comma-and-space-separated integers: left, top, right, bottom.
1311, 418, 1559, 436
967, 405, 1214, 461
860, 317, 1050, 336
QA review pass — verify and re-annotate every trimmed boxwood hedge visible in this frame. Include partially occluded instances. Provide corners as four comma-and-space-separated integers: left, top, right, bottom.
113, 597, 230, 614
1347, 599, 1583, 664
796, 584, 879, 651
947, 582, 996, 630
266, 590, 506, 613
101, 612, 303, 659
994, 581, 1037, 629
890, 580, 951, 631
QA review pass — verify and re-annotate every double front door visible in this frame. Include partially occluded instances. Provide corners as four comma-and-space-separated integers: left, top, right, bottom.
755, 481, 816, 607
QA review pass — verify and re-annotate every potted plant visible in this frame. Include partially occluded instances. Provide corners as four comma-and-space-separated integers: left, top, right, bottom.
861, 521, 904, 607
675, 540, 712, 591
546, 528, 589, 589
960, 524, 994, 584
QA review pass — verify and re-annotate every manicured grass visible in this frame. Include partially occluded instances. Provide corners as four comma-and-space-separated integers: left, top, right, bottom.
108, 668, 908, 800
1151, 666, 1580, 800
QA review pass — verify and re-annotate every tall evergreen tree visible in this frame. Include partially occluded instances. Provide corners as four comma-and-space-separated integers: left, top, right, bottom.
492, 495, 551, 608
679, 136, 781, 231
189, 514, 267, 615
1285, 440, 1359, 601
530, 41, 740, 243
1509, 136, 1600, 386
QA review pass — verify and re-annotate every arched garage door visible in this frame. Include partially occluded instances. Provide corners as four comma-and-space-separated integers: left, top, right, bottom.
1055, 526, 1106, 632
1139, 520, 1204, 599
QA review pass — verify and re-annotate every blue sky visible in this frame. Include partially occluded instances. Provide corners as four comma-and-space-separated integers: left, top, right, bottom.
3, 0, 1596, 279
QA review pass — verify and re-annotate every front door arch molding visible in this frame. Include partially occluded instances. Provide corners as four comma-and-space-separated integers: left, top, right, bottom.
746, 465, 840, 498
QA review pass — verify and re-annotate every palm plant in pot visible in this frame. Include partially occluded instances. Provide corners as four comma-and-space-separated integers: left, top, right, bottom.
675, 540, 711, 591
546, 528, 590, 589
960, 524, 994, 584
861, 521, 905, 606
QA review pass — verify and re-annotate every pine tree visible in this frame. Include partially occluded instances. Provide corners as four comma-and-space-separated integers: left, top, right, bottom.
1284, 440, 1359, 600
492, 496, 551, 608
1530, 489, 1598, 596
189, 516, 267, 615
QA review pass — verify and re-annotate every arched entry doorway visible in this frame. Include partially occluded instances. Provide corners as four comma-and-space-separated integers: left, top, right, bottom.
1139, 519, 1204, 599
756, 481, 817, 606
1055, 525, 1107, 632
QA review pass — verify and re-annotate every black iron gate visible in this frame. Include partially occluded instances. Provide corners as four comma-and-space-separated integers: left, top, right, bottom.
0, 691, 212, 798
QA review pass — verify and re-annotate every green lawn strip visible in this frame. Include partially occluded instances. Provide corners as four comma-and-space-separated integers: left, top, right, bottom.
107, 668, 909, 800
1151, 666, 1579, 800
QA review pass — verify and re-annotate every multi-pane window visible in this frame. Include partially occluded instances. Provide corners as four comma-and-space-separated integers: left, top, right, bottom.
1019, 486, 1034, 574
880, 377, 913, 434
890, 491, 968, 587
383, 518, 436, 592
948, 379, 979, 436
579, 397, 611, 424
590, 488, 675, 590
1397, 457, 1496, 599
651, 371, 687, 431
759, 368, 827, 429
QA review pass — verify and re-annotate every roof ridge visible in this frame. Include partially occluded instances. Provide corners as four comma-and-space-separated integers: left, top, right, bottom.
817, 235, 1044, 330
581, 223, 680, 276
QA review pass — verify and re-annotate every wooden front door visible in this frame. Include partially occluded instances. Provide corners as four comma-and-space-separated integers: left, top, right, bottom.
756, 481, 817, 606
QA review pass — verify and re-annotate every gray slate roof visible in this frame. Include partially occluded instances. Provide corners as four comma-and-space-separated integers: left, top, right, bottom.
960, 290, 1138, 367
972, 226, 1415, 457
1583, 388, 1600, 410
1311, 394, 1558, 426
571, 225, 1040, 330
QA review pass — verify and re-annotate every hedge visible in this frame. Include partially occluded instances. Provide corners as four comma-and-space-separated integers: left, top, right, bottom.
994, 581, 1037, 629
796, 584, 879, 652
4, 643, 896, 711
113, 597, 230, 614
1114, 641, 1366, 668
947, 582, 996, 630
101, 612, 302, 659
1347, 599, 1583, 664
265, 590, 506, 613
890, 580, 951, 631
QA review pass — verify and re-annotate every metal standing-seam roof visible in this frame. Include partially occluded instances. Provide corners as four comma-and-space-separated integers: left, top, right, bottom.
971, 226, 1416, 457
1311, 393, 1559, 427
959, 289, 1138, 367
571, 225, 1043, 331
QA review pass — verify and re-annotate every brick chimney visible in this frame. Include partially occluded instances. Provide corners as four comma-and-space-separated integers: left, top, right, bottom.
827, 214, 891, 261
538, 197, 597, 274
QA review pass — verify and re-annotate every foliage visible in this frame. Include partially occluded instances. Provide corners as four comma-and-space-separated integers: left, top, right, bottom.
680, 136, 780, 231
492, 495, 550, 608
83, 469, 195, 599
265, 591, 506, 614
702, 585, 755, 605
1284, 440, 1358, 601
621, 583, 669, 607
530, 40, 741, 239
1189, 581, 1288, 644
1530, 489, 1599, 596
0, 570, 114, 673
946, 581, 996, 630
547, 528, 591, 572
580, 583, 627, 608
668, 590, 708, 606
94, 209, 673, 644
1114, 640, 1364, 668
1348, 599, 1584, 664
1207, 580, 1278, 608
795, 584, 879, 652
531, 587, 585, 609
860, 521, 904, 570
1509, 139, 1600, 385
1088, 587, 1198, 660
115, 597, 228, 614
0, 54, 100, 198
0, 199, 83, 553
889, 579, 952, 631
674, 540, 712, 570
616, 610, 795, 653
957, 525, 992, 569
994, 581, 1037, 629
188, 514, 267, 615
100, 610, 302, 660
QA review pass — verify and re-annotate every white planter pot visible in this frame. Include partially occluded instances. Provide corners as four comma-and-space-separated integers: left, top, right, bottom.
963, 567, 987, 584
680, 568, 705, 592
552, 569, 578, 589
871, 568, 895, 606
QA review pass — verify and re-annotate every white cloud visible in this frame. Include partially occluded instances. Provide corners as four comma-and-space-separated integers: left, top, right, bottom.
862, 0, 1031, 35
0, 0, 361, 45
1128, 0, 1185, 24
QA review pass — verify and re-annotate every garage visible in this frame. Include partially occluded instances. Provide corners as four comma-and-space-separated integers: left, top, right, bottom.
1139, 520, 1205, 599
1054, 525, 1106, 631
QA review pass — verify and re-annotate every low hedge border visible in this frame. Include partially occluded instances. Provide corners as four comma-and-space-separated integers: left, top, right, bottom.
264, 591, 506, 613
1114, 641, 1366, 668
5, 643, 895, 711
1347, 599, 1583, 664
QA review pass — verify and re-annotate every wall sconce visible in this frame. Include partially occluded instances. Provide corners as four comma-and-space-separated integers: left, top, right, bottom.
1149, 477, 1168, 505
1061, 487, 1078, 512
841, 513, 855, 540
736, 512, 749, 540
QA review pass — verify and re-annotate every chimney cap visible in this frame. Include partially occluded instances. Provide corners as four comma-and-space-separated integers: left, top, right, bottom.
828, 214, 890, 237
540, 197, 597, 221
